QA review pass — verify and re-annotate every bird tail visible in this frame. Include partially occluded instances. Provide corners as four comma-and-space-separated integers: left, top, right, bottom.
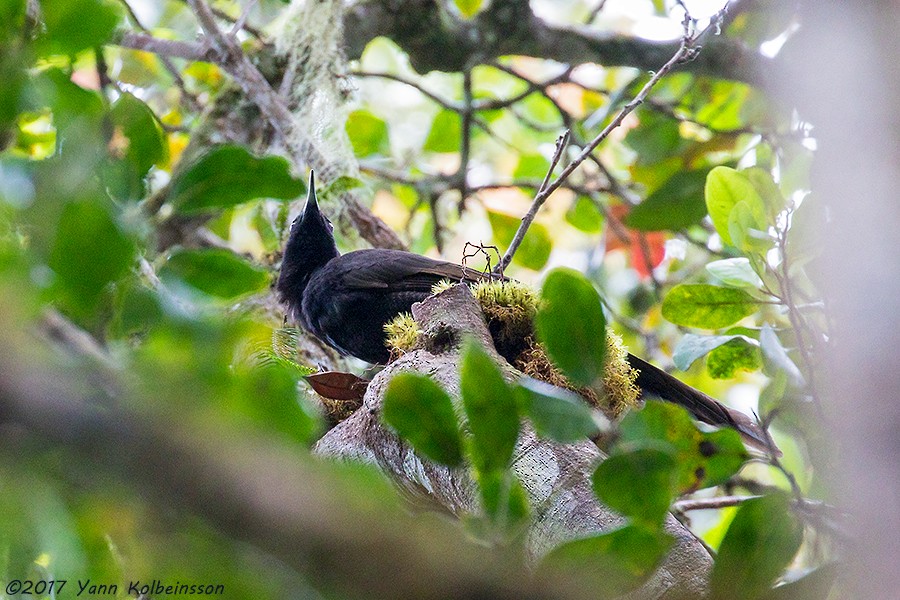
626, 353, 778, 455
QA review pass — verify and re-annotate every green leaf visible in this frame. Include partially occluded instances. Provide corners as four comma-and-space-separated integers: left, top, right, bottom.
487, 210, 551, 270
235, 363, 322, 445
728, 200, 772, 253
460, 341, 519, 473
744, 167, 786, 220
710, 494, 803, 600
170, 146, 306, 213
706, 257, 764, 289
566, 195, 604, 233
673, 333, 759, 371
543, 525, 674, 597
516, 378, 599, 442
626, 169, 710, 231
48, 199, 135, 317
382, 373, 464, 467
160, 248, 270, 299
454, 0, 484, 18
592, 448, 677, 527
423, 110, 461, 153
536, 268, 606, 387
618, 402, 749, 491
474, 469, 529, 531
346, 110, 390, 157
625, 110, 682, 165
37, 0, 121, 57
106, 93, 167, 201
513, 153, 550, 179
707, 338, 762, 379
662, 284, 758, 329
705, 166, 767, 247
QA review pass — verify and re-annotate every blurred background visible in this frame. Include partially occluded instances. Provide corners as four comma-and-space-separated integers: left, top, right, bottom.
0, 0, 897, 598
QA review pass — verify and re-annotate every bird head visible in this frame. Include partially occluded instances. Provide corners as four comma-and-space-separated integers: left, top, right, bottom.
276, 171, 339, 311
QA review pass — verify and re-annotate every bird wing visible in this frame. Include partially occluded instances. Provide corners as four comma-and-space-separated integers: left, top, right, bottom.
339, 249, 495, 293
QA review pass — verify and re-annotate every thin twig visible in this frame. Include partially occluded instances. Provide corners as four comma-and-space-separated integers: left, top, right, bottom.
230, 0, 258, 37
495, 10, 711, 272
496, 130, 570, 273
117, 32, 214, 62
672, 495, 759, 513
457, 68, 474, 213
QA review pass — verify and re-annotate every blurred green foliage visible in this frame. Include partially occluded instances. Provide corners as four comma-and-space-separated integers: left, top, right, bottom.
0, 0, 833, 598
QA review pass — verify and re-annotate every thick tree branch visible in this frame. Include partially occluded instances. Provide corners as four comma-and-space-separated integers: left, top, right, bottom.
314, 285, 713, 599
343, 0, 774, 87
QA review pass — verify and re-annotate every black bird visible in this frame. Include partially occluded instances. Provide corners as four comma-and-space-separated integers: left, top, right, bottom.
277, 172, 771, 451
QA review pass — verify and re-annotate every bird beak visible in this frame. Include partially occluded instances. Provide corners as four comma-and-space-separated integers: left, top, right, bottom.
303, 170, 319, 218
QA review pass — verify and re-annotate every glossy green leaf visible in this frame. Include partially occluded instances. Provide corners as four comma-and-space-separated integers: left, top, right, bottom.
160, 248, 269, 299
382, 373, 464, 467
618, 402, 749, 491
673, 333, 759, 371
543, 525, 674, 597
662, 284, 758, 329
170, 146, 306, 213
745, 167, 786, 220
516, 378, 599, 442
454, 0, 484, 17
592, 448, 677, 527
710, 494, 803, 600
706, 257, 764, 289
536, 268, 606, 387
37, 0, 121, 57
488, 210, 551, 270
707, 338, 762, 379
346, 110, 390, 157
626, 169, 710, 231
705, 166, 767, 247
48, 199, 135, 316
460, 341, 519, 473
423, 109, 461, 153
566, 195, 604, 233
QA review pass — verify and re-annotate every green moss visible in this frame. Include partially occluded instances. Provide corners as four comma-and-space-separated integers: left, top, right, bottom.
384, 312, 421, 356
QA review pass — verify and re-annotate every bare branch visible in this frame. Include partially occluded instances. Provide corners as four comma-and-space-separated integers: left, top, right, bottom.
117, 31, 214, 62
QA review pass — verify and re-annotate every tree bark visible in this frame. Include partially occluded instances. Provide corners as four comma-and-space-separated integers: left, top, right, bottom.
315, 284, 712, 599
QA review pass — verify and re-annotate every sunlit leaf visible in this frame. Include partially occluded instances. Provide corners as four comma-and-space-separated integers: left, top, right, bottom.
566, 195, 604, 233
423, 110, 461, 153
454, 0, 484, 18
382, 373, 464, 467
673, 333, 759, 371
662, 284, 758, 329
707, 338, 762, 379
706, 257, 764, 289
488, 210, 551, 270
346, 110, 390, 157
705, 166, 768, 248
